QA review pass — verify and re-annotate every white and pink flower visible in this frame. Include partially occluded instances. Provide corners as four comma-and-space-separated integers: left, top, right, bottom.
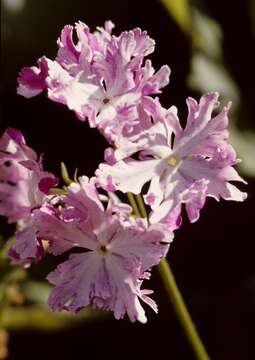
11, 20, 247, 323
97, 92, 247, 225
35, 176, 172, 322
17, 22, 170, 141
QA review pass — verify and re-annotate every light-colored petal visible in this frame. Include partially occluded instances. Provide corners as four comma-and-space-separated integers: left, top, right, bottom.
35, 205, 97, 254
56, 25, 80, 67
97, 158, 163, 194
110, 223, 172, 271
47, 252, 104, 312
142, 65, 171, 95
180, 157, 247, 202
46, 59, 101, 120
144, 174, 164, 208
65, 176, 105, 232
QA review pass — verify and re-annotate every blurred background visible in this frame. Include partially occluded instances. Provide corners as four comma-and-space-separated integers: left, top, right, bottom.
1, 0, 255, 359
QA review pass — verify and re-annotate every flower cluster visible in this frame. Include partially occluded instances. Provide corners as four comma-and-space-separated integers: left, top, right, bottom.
0, 128, 58, 265
17, 21, 170, 141
1, 21, 246, 322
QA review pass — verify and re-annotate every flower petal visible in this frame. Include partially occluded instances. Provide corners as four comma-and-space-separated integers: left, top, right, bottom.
97, 158, 163, 194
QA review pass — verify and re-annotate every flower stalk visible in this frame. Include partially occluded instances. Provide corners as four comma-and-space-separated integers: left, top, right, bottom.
158, 259, 210, 360
128, 193, 210, 360
127, 192, 140, 217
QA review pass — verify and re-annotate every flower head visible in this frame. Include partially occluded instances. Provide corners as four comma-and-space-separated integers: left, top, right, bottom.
17, 21, 170, 142
35, 176, 172, 322
97, 92, 247, 225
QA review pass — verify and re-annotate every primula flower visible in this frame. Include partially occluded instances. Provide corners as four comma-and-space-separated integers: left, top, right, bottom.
17, 21, 170, 141
97, 92, 247, 225
35, 176, 172, 323
0, 128, 58, 264
12, 18, 247, 331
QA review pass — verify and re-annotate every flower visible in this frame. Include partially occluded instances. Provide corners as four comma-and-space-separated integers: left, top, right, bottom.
97, 92, 247, 225
35, 176, 172, 322
17, 57, 49, 98
17, 21, 170, 141
0, 128, 58, 264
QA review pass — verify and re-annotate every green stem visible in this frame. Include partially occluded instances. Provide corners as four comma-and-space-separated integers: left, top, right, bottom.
158, 259, 210, 360
60, 162, 73, 185
126, 193, 140, 217
135, 193, 148, 219
127, 192, 210, 360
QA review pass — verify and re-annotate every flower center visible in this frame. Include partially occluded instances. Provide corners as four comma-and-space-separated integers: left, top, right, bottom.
100, 245, 107, 252
97, 244, 108, 255
102, 97, 110, 105
166, 156, 178, 167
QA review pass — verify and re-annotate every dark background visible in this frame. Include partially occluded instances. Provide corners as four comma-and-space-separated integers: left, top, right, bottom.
1, 0, 255, 359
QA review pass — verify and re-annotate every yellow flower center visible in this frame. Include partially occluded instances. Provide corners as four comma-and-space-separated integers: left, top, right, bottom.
166, 156, 178, 167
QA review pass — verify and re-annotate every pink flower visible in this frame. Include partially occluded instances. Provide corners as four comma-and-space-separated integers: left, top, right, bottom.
17, 57, 49, 98
17, 21, 170, 141
35, 176, 172, 322
0, 128, 58, 264
97, 92, 247, 225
